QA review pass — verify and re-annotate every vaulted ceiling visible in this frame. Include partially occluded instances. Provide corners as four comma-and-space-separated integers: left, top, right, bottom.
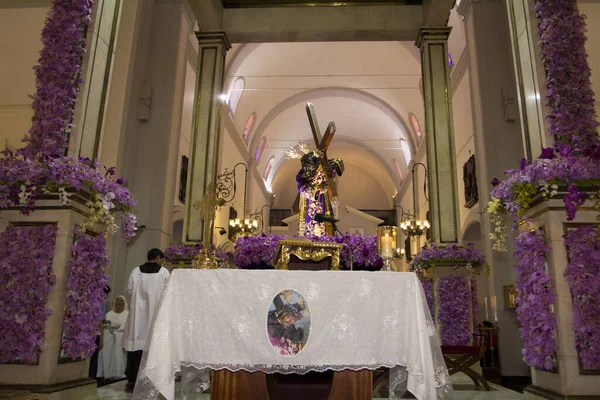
223, 41, 425, 209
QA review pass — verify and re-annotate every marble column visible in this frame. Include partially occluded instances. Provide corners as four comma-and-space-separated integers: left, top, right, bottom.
183, 32, 231, 246
110, 0, 196, 297
458, 0, 531, 378
521, 199, 600, 398
416, 27, 461, 244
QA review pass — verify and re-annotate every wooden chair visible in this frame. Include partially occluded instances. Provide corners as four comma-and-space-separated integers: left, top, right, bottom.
441, 334, 490, 391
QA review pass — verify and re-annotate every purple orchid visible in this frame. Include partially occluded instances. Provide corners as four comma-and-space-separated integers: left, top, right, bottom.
438, 275, 472, 346
539, 147, 556, 160
233, 233, 384, 269
514, 230, 557, 371
0, 225, 58, 364
564, 226, 600, 370
410, 242, 486, 272
60, 230, 109, 360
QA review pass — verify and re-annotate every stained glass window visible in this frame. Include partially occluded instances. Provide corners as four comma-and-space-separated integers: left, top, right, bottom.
243, 113, 256, 142
409, 113, 422, 145
394, 159, 404, 183
264, 156, 275, 179
255, 137, 267, 162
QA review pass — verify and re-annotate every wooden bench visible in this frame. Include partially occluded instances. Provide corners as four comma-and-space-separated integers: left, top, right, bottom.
441, 334, 490, 391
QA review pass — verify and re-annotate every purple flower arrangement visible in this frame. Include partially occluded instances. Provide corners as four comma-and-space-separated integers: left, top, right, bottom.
490, 155, 599, 225
165, 243, 229, 268
0, 150, 137, 243
0, 0, 137, 242
60, 230, 109, 360
0, 0, 136, 364
0, 225, 58, 364
514, 230, 557, 370
533, 0, 600, 156
233, 234, 383, 269
488, 0, 600, 250
235, 234, 285, 268
22, 0, 93, 158
438, 275, 472, 346
410, 242, 486, 272
564, 226, 600, 370
487, 0, 599, 373
164, 243, 204, 261
471, 277, 478, 333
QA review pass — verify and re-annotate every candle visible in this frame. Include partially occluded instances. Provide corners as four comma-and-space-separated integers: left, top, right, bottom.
380, 234, 393, 258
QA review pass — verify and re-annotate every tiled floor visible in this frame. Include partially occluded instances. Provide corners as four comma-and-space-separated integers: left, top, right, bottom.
93, 375, 524, 400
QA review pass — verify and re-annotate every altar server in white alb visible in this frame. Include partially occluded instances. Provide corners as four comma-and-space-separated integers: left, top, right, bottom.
97, 295, 129, 379
122, 248, 170, 390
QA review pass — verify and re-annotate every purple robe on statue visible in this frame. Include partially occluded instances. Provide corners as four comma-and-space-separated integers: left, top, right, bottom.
296, 169, 327, 236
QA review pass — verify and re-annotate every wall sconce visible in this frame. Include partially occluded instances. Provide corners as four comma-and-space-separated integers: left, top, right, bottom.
503, 285, 517, 310
216, 163, 259, 237
216, 162, 248, 209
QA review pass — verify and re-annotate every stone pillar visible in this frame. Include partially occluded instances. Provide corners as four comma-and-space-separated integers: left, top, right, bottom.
458, 0, 530, 378
0, 200, 97, 399
183, 32, 231, 246
416, 27, 461, 244
504, 0, 553, 160
521, 199, 600, 398
111, 0, 196, 296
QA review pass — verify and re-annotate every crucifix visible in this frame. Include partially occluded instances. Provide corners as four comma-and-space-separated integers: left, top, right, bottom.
305, 102, 339, 205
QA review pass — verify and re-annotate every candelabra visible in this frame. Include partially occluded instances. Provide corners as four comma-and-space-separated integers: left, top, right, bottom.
229, 217, 259, 236
395, 162, 431, 238
395, 205, 429, 238
400, 219, 430, 237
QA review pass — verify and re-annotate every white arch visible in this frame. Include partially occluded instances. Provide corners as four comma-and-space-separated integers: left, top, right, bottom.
248, 87, 417, 158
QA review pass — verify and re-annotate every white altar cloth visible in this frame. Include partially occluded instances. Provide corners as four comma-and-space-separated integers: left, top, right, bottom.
133, 270, 453, 400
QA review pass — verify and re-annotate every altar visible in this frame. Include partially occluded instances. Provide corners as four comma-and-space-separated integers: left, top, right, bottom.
132, 270, 453, 400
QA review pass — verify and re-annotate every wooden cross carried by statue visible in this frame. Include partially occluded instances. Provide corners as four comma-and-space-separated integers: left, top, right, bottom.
305, 102, 340, 205
292, 103, 345, 236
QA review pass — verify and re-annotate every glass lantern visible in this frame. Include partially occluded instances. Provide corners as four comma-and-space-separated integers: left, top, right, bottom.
376, 226, 397, 272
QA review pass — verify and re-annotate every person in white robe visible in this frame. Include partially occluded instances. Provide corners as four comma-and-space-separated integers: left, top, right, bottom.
122, 248, 170, 389
97, 295, 129, 379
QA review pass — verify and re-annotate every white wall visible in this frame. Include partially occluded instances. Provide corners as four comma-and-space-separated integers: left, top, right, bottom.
173, 60, 196, 211
452, 70, 477, 229
0, 6, 47, 148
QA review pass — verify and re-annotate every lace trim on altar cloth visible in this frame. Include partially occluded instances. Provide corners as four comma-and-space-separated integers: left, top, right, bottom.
132, 362, 454, 400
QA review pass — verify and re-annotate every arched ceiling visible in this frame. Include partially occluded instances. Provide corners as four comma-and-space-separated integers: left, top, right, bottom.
224, 41, 426, 209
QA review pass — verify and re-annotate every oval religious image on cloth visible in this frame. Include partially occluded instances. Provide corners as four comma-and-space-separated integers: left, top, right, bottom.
267, 289, 311, 357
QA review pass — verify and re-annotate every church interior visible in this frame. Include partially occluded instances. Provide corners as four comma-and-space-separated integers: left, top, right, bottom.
0, 0, 599, 399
